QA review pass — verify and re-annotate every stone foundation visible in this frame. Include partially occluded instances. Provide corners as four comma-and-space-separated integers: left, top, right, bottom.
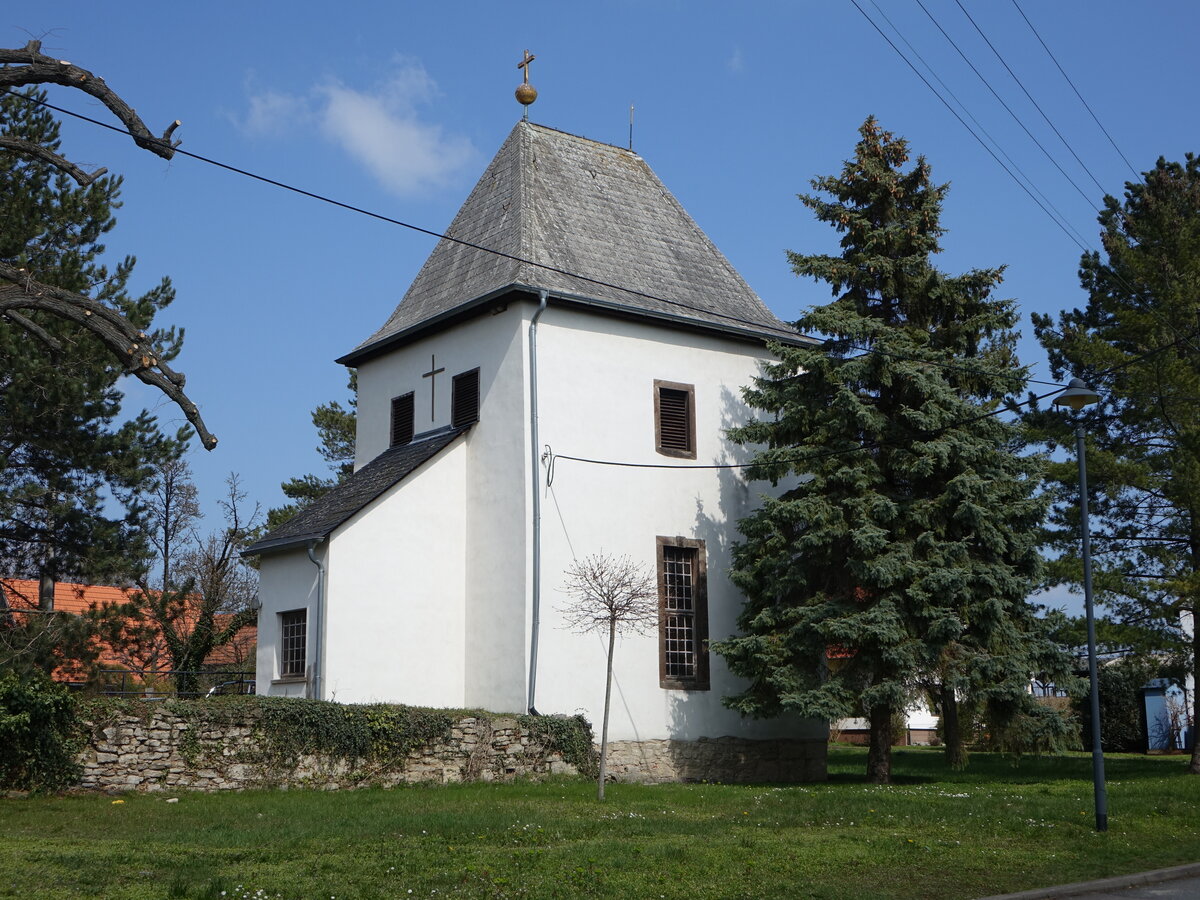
605, 737, 827, 783
76, 708, 828, 792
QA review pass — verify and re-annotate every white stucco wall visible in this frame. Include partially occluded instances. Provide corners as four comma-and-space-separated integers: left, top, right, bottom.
255, 547, 320, 699
353, 306, 530, 712
529, 307, 821, 743
322, 439, 469, 706
270, 298, 823, 745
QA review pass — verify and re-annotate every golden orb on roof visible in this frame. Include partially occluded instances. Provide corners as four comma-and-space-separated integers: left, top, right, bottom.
515, 82, 538, 105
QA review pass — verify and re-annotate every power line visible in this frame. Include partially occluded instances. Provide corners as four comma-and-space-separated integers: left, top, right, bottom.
1, 90, 802, 342
852, 4, 1199, 356
911, 0, 1100, 213
3, 87, 1070, 391
549, 325, 1200, 477
845, 1, 1091, 255
1009, 0, 1142, 183
952, 0, 1109, 195
866, 0, 1092, 250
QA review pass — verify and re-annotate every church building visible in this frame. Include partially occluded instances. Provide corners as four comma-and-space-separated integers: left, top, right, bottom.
246, 115, 827, 781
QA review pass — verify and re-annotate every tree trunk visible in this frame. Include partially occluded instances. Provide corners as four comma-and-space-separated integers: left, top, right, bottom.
941, 684, 967, 769
38, 568, 55, 611
867, 702, 894, 784
598, 619, 616, 800
1189, 608, 1199, 774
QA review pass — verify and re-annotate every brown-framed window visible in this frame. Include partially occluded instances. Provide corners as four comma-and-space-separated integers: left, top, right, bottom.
390, 392, 415, 446
657, 536, 709, 690
280, 609, 307, 678
452, 368, 480, 428
654, 380, 695, 459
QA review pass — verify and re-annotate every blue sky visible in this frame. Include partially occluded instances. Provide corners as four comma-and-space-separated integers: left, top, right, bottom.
6, 2, 1197, 608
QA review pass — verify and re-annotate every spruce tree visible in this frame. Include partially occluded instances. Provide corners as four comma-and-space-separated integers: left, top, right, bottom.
713, 118, 1055, 782
0, 89, 183, 602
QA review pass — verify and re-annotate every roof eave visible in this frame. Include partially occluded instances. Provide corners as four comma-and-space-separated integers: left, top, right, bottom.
337, 285, 520, 366
339, 284, 817, 365
242, 532, 328, 558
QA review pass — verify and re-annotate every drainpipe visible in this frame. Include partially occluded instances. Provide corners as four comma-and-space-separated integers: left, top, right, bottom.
306, 540, 326, 701
527, 289, 549, 714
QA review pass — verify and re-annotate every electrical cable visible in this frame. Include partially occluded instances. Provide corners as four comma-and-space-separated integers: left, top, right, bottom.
911, 0, 1100, 213
845, 2, 1091, 255
547, 324, 1200, 477
866, 0, 1092, 250
850, 4, 1200, 356
952, 0, 1109, 195
2, 87, 1073, 391
1009, 0, 1142, 183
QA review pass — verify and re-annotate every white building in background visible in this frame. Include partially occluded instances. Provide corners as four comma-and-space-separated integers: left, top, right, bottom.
246, 121, 827, 780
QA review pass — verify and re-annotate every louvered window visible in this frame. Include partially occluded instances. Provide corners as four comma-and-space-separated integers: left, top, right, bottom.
390, 392, 414, 446
654, 380, 695, 459
657, 537, 709, 690
280, 609, 307, 678
451, 368, 480, 428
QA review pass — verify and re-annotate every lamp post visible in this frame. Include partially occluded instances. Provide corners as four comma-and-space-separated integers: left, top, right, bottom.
1053, 377, 1107, 832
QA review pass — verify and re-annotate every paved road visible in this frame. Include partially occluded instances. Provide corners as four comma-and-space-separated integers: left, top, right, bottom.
1061, 874, 1200, 899
980, 865, 1200, 900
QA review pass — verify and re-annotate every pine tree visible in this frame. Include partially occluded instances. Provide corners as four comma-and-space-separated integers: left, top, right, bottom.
713, 118, 1056, 782
0, 89, 184, 603
1030, 154, 1200, 774
265, 371, 356, 531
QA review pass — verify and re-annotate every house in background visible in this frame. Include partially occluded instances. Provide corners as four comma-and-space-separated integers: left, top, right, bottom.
245, 120, 828, 781
0, 578, 257, 688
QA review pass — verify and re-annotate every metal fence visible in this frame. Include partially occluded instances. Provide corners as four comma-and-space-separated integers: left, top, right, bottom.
72, 669, 256, 699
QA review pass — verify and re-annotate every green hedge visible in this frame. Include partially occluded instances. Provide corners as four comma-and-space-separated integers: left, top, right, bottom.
0, 670, 83, 792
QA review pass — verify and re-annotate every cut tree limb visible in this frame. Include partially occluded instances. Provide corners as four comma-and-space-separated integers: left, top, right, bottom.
0, 267, 215, 449
0, 41, 181, 159
1, 42, 215, 449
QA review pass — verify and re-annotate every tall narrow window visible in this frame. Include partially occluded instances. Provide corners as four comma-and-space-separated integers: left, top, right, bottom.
390, 392, 414, 446
654, 380, 695, 459
452, 368, 480, 427
657, 537, 709, 690
280, 609, 307, 678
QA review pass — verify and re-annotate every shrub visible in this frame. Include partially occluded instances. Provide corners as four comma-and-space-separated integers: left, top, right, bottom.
0, 669, 83, 791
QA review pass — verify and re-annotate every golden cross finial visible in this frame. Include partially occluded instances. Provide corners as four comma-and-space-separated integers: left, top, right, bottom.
517, 49, 536, 84
515, 49, 538, 117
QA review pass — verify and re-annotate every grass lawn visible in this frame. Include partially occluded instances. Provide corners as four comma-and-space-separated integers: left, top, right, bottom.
1, 746, 1197, 899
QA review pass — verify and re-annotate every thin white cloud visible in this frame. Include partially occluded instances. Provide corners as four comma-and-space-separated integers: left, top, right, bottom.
728, 45, 745, 74
238, 60, 475, 196
241, 89, 313, 138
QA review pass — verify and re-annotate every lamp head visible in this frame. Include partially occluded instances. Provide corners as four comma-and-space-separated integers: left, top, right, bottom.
1053, 377, 1101, 411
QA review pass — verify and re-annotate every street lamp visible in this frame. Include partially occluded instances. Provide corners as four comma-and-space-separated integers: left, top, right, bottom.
1052, 377, 1107, 832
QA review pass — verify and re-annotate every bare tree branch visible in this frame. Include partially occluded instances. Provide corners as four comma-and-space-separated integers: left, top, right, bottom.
0, 41, 180, 158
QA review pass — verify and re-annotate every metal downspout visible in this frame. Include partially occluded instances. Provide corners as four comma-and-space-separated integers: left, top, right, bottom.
527, 289, 549, 714
306, 540, 326, 701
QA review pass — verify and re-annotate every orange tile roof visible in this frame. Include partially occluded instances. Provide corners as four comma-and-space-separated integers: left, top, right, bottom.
1, 578, 256, 674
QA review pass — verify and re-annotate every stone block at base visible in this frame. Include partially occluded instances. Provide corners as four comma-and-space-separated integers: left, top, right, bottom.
604, 737, 827, 783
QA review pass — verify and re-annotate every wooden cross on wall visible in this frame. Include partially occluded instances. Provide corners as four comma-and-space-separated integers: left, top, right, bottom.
422, 354, 445, 422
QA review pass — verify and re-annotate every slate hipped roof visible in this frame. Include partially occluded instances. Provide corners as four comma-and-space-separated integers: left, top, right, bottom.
244, 427, 468, 556
340, 121, 803, 364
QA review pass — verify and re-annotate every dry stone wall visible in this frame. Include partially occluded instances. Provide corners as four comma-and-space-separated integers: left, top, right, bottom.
79, 710, 579, 792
